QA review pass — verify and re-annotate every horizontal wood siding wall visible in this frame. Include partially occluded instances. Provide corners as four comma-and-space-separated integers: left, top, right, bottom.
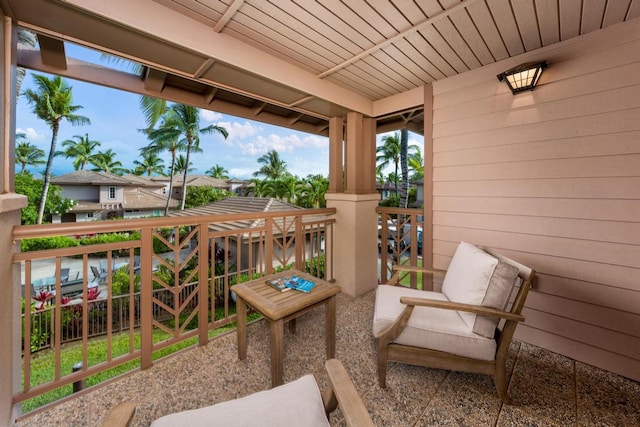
429, 19, 640, 381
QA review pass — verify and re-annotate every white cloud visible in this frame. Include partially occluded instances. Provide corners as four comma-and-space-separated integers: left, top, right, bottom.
214, 120, 262, 145
237, 132, 328, 156
200, 110, 223, 122
228, 167, 255, 178
16, 127, 46, 142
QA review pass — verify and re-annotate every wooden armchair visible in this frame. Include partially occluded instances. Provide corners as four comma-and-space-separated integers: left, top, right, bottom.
373, 241, 535, 404
101, 359, 373, 427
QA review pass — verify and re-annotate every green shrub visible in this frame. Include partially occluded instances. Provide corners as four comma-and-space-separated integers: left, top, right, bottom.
21, 236, 80, 252
305, 253, 325, 278
112, 266, 141, 295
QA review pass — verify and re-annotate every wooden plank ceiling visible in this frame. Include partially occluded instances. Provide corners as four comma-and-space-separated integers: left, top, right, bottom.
5, 0, 640, 136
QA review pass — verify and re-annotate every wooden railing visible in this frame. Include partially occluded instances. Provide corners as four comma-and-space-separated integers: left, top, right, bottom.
13, 208, 335, 406
376, 207, 424, 287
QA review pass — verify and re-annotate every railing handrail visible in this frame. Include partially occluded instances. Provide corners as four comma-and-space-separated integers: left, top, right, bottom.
12, 207, 337, 240
375, 206, 422, 215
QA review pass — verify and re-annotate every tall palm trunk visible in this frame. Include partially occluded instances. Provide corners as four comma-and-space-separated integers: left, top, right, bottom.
165, 153, 177, 216
180, 138, 193, 210
399, 129, 409, 209
37, 123, 59, 223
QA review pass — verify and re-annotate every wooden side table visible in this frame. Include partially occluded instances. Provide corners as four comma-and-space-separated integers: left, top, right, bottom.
234, 270, 341, 387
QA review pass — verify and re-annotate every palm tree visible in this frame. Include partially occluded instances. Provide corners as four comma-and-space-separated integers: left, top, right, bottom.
150, 103, 228, 210
16, 29, 36, 94
90, 149, 127, 174
299, 174, 329, 208
253, 150, 288, 179
376, 131, 419, 204
376, 132, 401, 200
408, 150, 424, 180
276, 175, 299, 204
15, 134, 46, 173
58, 133, 100, 170
140, 95, 168, 131
173, 154, 195, 175
206, 164, 229, 179
248, 178, 270, 198
376, 169, 386, 187
399, 129, 409, 208
143, 123, 186, 215
132, 151, 165, 176
23, 74, 90, 223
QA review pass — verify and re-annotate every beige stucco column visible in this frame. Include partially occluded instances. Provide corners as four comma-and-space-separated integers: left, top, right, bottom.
0, 15, 27, 424
326, 112, 379, 297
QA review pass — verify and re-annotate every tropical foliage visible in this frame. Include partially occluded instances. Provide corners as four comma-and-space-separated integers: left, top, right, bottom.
206, 164, 229, 179
57, 133, 100, 170
90, 149, 127, 174
184, 186, 234, 209
376, 131, 421, 207
253, 149, 287, 179
132, 151, 165, 176
145, 103, 228, 210
22, 74, 90, 223
15, 173, 74, 225
15, 133, 46, 173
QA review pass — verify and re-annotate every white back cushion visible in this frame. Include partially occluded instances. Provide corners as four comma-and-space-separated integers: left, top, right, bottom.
151, 374, 329, 427
441, 242, 498, 331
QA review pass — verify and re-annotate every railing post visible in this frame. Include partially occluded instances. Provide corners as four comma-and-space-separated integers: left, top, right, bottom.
295, 215, 303, 271
198, 223, 209, 346
265, 218, 273, 275
140, 227, 153, 370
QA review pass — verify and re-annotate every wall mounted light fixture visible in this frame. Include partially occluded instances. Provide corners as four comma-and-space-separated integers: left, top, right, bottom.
497, 61, 547, 94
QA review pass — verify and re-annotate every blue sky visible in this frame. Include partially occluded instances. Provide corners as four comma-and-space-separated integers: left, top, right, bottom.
16, 42, 422, 180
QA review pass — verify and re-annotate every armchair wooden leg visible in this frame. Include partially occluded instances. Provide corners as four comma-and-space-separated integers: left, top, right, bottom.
377, 343, 388, 388
494, 358, 512, 404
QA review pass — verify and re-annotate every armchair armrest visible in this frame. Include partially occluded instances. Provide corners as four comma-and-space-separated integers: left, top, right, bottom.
399, 297, 525, 322
322, 359, 374, 427
388, 265, 447, 286
100, 402, 135, 427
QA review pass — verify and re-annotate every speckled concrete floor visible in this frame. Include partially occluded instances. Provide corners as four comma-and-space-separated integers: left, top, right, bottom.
16, 290, 640, 426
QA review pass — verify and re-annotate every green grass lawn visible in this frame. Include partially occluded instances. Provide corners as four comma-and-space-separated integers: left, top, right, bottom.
399, 257, 424, 289
22, 309, 261, 412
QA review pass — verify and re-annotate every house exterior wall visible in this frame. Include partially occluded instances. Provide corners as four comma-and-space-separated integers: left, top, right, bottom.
62, 185, 98, 202
99, 185, 124, 204
123, 209, 161, 219
428, 19, 640, 381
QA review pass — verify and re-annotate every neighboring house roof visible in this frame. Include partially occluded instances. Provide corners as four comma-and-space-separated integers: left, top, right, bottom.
376, 183, 396, 191
69, 188, 178, 212
121, 174, 167, 188
123, 187, 179, 209
52, 170, 134, 186
172, 174, 231, 189
132, 174, 231, 189
53, 170, 165, 188
169, 197, 320, 234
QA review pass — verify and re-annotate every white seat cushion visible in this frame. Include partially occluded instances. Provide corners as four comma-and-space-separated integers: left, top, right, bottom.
373, 285, 497, 361
150, 374, 329, 427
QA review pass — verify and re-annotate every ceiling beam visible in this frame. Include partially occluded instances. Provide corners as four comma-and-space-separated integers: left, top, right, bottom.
57, 0, 374, 115
17, 46, 330, 136
36, 34, 67, 69
143, 67, 166, 93
316, 0, 481, 79
213, 0, 245, 33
